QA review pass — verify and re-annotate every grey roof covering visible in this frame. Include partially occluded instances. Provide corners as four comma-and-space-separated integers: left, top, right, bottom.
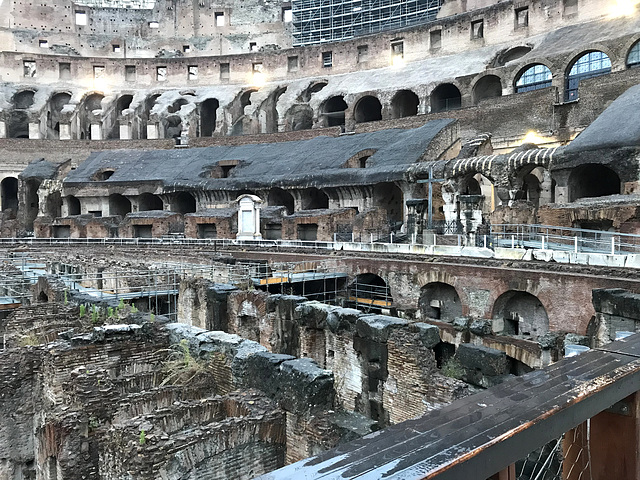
565, 84, 640, 153
19, 159, 58, 180
64, 120, 455, 190
125, 210, 180, 219
185, 208, 236, 218
287, 208, 353, 218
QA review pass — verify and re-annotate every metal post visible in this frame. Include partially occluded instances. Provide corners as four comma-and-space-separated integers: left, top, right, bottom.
575, 236, 578, 253
390, 232, 394, 244
541, 235, 545, 250
512, 235, 515, 248
611, 236, 616, 255
351, 232, 354, 243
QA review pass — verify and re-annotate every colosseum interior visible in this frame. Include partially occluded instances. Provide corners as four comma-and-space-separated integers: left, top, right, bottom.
2, 0, 640, 478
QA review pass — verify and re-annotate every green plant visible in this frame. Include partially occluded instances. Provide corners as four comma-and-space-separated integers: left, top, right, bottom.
441, 357, 465, 380
88, 416, 100, 430
79, 304, 86, 317
107, 307, 115, 318
64, 290, 68, 305
91, 306, 99, 324
18, 333, 40, 347
118, 298, 125, 310
139, 430, 146, 445
149, 313, 155, 322
130, 304, 138, 313
161, 339, 210, 386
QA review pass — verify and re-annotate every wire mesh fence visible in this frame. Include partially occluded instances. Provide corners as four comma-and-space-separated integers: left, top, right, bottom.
514, 421, 592, 480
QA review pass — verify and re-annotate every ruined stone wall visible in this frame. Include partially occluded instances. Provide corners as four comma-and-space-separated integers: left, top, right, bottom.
282, 209, 356, 241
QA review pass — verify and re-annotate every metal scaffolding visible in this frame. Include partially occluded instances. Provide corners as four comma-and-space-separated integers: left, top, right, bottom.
292, 0, 443, 46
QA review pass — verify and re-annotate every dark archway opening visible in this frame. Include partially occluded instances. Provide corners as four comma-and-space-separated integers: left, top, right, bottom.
45, 191, 62, 218
285, 105, 314, 131
373, 182, 404, 229
38, 291, 49, 303
109, 194, 132, 217
473, 75, 502, 104
24, 179, 41, 229
391, 90, 419, 118
301, 188, 329, 210
323, 96, 348, 127
354, 96, 382, 123
13, 90, 35, 109
1, 177, 19, 212
568, 164, 620, 202
172, 192, 196, 214
200, 98, 219, 137
268, 188, 295, 215
430, 84, 461, 113
66, 195, 81, 216
117, 95, 134, 115
418, 282, 462, 322
492, 291, 548, 338
8, 112, 30, 138
138, 193, 164, 211
47, 92, 71, 139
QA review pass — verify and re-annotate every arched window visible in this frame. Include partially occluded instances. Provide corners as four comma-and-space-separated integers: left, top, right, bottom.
515, 64, 552, 93
627, 40, 640, 68
566, 51, 611, 101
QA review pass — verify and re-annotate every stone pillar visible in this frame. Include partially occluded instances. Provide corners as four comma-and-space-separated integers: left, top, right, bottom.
119, 124, 131, 140
146, 123, 159, 140
59, 123, 71, 140
0, 121, 6, 138
90, 124, 102, 140
28, 122, 41, 139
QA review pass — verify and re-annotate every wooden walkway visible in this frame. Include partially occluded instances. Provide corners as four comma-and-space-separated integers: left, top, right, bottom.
258, 334, 640, 479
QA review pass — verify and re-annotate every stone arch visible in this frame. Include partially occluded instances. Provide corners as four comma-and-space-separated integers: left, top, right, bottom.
47, 92, 72, 139
565, 50, 612, 101
66, 195, 81, 215
300, 188, 329, 210
284, 104, 314, 131
498, 46, 533, 66
168, 98, 189, 114
568, 164, 620, 202
142, 93, 161, 138
472, 75, 502, 104
79, 92, 105, 139
262, 86, 288, 134
492, 290, 549, 338
7, 111, 30, 138
515, 165, 552, 207
514, 63, 553, 93
373, 182, 404, 227
12, 90, 35, 109
116, 94, 134, 115
138, 193, 164, 211
1, 177, 19, 211
268, 188, 295, 214
321, 96, 348, 127
171, 192, 196, 214
430, 84, 461, 113
229, 88, 259, 136
348, 273, 392, 310
299, 81, 328, 102
391, 90, 419, 118
109, 194, 132, 217
354, 95, 382, 123
418, 282, 462, 322
200, 98, 219, 136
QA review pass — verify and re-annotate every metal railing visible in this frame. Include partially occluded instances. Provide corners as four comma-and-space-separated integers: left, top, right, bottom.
491, 224, 640, 255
